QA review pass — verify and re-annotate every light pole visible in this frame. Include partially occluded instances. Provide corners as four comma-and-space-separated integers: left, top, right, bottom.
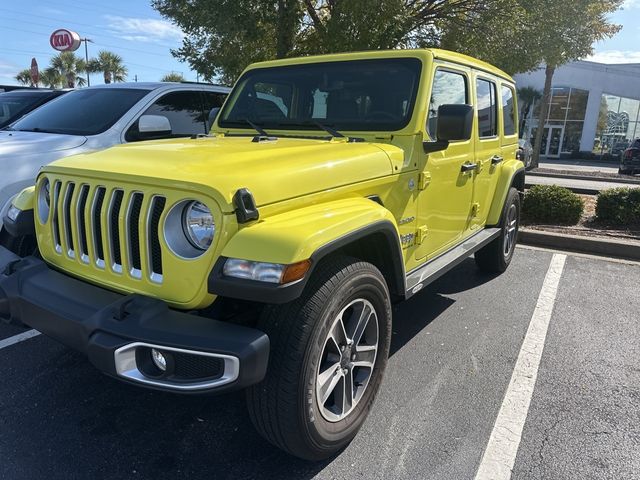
80, 37, 93, 86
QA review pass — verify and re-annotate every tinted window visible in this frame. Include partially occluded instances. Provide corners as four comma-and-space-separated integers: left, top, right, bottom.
633, 139, 640, 149
427, 70, 468, 140
501, 86, 516, 136
11, 88, 149, 136
139, 91, 207, 136
202, 91, 228, 129
477, 79, 497, 137
220, 58, 422, 132
0, 94, 48, 128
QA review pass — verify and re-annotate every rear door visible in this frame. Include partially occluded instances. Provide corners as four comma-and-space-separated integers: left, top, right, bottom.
470, 73, 502, 230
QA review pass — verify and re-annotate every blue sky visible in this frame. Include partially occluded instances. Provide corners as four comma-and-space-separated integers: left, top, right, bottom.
1, 0, 639, 86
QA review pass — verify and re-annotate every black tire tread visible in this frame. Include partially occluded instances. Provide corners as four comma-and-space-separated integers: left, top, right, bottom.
246, 256, 389, 460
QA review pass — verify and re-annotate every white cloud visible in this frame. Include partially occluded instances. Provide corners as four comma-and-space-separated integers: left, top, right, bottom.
623, 0, 640, 8
103, 15, 184, 43
585, 50, 640, 64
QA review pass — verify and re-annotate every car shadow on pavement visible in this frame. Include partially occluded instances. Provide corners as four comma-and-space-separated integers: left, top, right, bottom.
1, 258, 502, 480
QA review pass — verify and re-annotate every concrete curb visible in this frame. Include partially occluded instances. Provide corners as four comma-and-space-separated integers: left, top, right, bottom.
518, 228, 640, 261
524, 182, 599, 195
528, 171, 640, 185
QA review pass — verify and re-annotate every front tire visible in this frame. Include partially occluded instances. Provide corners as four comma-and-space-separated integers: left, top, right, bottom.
246, 257, 392, 460
475, 187, 521, 273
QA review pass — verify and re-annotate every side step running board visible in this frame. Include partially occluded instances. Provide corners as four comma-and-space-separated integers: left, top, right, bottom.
405, 228, 501, 298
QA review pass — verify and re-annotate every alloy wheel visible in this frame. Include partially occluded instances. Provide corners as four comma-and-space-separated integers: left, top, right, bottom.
316, 298, 379, 422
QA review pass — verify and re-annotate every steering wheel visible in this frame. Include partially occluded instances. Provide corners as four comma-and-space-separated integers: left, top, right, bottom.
366, 111, 398, 121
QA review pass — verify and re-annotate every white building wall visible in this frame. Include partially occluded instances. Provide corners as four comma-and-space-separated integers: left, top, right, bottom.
514, 61, 640, 152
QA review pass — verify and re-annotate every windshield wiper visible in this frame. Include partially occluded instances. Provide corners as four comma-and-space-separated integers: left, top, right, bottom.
242, 118, 277, 141
275, 121, 363, 142
14, 127, 71, 135
312, 121, 344, 139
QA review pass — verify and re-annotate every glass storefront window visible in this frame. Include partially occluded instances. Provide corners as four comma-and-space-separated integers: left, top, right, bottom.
548, 87, 570, 120
566, 89, 588, 120
595, 93, 640, 155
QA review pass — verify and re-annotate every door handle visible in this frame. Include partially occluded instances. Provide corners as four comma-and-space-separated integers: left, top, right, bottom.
491, 155, 504, 165
460, 163, 478, 173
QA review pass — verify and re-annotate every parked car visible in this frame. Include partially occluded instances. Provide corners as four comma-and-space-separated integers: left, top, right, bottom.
517, 138, 533, 169
619, 139, 640, 175
0, 89, 68, 129
0, 82, 230, 231
1, 49, 524, 460
611, 141, 630, 160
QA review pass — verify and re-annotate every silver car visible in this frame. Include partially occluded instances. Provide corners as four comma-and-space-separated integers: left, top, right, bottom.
0, 82, 230, 229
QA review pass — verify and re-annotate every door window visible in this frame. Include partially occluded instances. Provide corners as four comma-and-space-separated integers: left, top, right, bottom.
501, 85, 516, 136
127, 91, 207, 141
202, 91, 227, 129
476, 79, 497, 138
427, 70, 468, 140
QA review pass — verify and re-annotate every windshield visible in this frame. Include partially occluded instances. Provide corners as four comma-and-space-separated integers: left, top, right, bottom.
11, 88, 150, 136
219, 58, 422, 132
0, 93, 47, 128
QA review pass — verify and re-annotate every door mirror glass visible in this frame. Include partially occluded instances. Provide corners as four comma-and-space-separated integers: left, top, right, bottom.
436, 104, 473, 141
138, 114, 172, 137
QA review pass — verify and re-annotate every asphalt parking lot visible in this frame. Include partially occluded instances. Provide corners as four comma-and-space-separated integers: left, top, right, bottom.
1, 246, 638, 479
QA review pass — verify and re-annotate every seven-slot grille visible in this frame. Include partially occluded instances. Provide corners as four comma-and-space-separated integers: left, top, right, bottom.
48, 180, 167, 283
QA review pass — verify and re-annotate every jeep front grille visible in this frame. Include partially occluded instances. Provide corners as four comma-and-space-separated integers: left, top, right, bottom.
49, 180, 167, 284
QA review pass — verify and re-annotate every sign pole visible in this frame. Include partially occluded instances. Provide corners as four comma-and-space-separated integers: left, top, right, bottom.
80, 38, 92, 87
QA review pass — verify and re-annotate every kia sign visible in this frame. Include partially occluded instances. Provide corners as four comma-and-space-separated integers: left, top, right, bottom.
50, 29, 81, 52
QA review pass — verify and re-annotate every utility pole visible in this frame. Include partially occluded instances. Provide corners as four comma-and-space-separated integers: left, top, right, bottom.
134, 74, 138, 82
80, 37, 93, 86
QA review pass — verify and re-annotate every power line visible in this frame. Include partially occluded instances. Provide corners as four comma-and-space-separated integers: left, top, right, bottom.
0, 23, 177, 58
0, 7, 179, 51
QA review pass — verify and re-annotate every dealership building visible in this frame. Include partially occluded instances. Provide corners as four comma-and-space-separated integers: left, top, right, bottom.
514, 61, 640, 158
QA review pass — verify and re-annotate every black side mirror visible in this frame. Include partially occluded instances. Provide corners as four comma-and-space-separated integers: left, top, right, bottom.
423, 104, 474, 153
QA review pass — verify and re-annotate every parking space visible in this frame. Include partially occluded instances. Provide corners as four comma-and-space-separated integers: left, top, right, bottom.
0, 247, 638, 479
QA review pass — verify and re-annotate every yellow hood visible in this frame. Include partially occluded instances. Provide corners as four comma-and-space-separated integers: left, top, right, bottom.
46, 135, 399, 212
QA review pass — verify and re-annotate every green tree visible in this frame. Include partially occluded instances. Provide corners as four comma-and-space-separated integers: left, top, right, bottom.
15, 69, 34, 87
160, 72, 186, 82
50, 52, 87, 88
525, 0, 622, 166
517, 86, 542, 138
152, 0, 499, 83
40, 67, 64, 89
87, 50, 127, 84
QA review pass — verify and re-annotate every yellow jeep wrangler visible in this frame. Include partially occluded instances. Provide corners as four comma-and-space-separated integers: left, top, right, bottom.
0, 49, 524, 460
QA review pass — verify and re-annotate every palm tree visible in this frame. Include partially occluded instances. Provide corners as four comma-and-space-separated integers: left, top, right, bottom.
160, 72, 185, 82
40, 67, 64, 89
50, 52, 86, 88
15, 69, 34, 86
88, 51, 127, 84
517, 86, 542, 139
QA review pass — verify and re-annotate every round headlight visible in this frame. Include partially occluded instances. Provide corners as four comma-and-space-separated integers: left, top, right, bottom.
183, 201, 215, 251
37, 178, 50, 223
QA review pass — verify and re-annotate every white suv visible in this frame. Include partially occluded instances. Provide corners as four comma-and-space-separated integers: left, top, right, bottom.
0, 82, 230, 228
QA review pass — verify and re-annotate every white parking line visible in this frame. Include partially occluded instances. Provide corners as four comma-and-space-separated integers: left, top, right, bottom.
475, 253, 567, 480
0, 329, 41, 350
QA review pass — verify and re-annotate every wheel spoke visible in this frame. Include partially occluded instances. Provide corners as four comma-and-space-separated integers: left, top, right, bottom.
343, 368, 354, 413
353, 345, 376, 368
330, 316, 348, 347
318, 366, 342, 405
351, 303, 372, 346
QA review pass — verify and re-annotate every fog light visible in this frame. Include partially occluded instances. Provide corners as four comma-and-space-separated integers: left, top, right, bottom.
151, 349, 167, 372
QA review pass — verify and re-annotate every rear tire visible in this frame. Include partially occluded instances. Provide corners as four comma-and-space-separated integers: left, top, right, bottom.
246, 256, 392, 460
475, 187, 520, 273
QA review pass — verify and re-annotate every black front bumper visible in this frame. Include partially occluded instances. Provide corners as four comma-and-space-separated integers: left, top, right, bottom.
0, 247, 269, 394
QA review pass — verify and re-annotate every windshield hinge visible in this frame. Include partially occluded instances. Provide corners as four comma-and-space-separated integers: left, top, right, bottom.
415, 225, 428, 245
418, 172, 431, 190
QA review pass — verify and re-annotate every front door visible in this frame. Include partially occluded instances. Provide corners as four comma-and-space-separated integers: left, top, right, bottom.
533, 126, 563, 158
415, 66, 474, 261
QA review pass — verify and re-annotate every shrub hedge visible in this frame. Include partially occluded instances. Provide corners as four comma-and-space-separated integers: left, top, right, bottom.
523, 185, 584, 225
596, 188, 640, 226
